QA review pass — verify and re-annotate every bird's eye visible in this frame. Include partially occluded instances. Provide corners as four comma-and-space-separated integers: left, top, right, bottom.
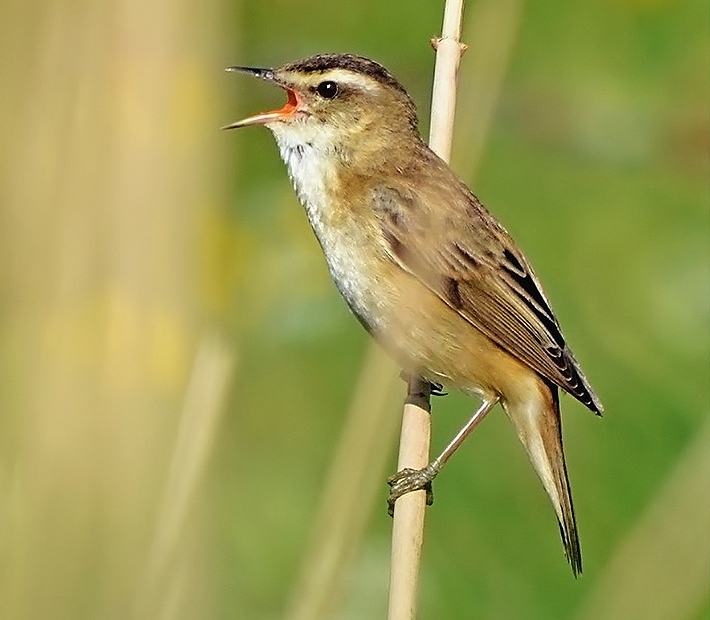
316, 80, 338, 99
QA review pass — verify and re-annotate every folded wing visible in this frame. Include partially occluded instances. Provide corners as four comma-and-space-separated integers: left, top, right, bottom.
371, 156, 602, 414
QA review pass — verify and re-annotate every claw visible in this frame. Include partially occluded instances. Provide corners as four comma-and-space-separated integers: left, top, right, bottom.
430, 382, 448, 397
399, 372, 448, 397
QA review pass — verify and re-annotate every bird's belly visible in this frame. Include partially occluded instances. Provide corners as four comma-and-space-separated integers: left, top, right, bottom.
321, 235, 525, 400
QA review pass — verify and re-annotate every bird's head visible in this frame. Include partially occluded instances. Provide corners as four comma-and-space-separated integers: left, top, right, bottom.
224, 54, 421, 159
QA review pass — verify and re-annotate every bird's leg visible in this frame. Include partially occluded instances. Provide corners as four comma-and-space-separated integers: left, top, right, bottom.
388, 373, 434, 510
400, 372, 433, 411
387, 397, 499, 516
398, 371, 447, 401
397, 371, 448, 403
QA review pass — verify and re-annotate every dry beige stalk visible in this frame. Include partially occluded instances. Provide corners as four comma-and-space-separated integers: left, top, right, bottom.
386, 2, 467, 618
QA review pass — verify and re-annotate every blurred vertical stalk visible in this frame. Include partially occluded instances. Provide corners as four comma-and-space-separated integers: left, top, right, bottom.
140, 334, 235, 619
573, 422, 710, 620
0, 0, 231, 618
285, 346, 403, 620
452, 0, 525, 176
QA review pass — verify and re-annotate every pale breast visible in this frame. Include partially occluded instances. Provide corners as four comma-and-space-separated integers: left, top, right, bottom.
272, 130, 390, 334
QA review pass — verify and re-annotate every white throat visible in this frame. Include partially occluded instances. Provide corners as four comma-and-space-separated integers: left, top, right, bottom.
266, 122, 383, 333
268, 122, 342, 235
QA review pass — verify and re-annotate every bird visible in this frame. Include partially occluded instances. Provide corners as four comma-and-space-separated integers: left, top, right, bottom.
224, 53, 602, 576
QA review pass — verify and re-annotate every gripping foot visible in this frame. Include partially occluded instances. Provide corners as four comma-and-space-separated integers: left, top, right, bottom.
387, 464, 439, 516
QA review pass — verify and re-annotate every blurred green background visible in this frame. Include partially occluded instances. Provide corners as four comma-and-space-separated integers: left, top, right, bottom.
0, 0, 707, 619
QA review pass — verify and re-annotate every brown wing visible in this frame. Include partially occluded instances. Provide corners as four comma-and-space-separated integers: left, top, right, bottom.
371, 157, 602, 414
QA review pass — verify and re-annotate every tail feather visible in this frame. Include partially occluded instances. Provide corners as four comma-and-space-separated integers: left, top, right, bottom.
504, 381, 582, 576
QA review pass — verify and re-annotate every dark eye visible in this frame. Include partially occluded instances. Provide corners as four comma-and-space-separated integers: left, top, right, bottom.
316, 80, 338, 99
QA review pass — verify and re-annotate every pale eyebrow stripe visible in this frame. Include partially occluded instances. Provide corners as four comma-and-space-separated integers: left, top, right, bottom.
317, 68, 381, 92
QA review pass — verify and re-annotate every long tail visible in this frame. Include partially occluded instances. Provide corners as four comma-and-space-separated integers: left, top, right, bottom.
503, 381, 582, 576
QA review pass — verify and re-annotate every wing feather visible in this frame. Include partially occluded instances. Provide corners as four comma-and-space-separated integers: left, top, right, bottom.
371, 161, 602, 414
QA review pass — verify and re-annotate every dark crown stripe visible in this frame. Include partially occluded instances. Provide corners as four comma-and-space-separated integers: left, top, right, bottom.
283, 54, 408, 96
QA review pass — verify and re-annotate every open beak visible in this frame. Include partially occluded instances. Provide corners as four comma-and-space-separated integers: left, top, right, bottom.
222, 66, 300, 130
